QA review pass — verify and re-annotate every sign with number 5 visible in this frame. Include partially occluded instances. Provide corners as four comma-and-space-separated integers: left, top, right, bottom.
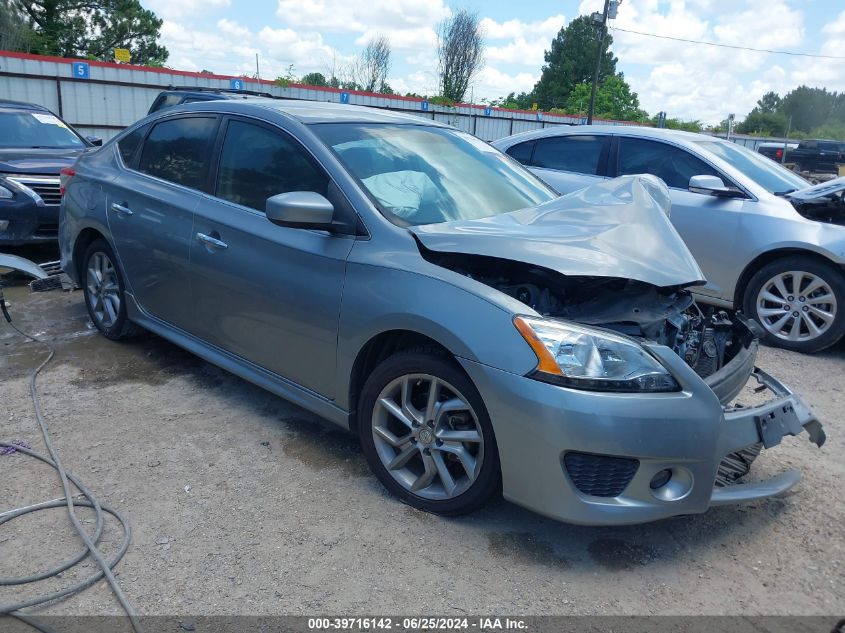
71, 62, 89, 79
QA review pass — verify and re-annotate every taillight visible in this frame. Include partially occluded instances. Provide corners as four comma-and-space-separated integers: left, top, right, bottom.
775, 149, 783, 159
59, 167, 75, 196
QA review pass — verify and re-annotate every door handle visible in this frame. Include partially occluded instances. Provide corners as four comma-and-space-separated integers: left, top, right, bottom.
196, 232, 228, 250
110, 202, 133, 217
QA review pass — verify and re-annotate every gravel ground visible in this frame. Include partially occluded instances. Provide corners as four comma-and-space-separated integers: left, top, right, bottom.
1, 271, 843, 618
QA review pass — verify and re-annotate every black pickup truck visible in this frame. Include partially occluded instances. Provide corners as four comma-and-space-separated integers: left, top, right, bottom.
789, 139, 845, 173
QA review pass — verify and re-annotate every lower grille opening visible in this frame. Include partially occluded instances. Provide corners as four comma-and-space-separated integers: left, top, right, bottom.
563, 451, 639, 497
34, 223, 59, 236
715, 444, 762, 487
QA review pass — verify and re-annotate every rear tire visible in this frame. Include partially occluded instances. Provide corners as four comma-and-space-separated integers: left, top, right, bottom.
358, 349, 501, 516
743, 256, 845, 353
82, 239, 142, 340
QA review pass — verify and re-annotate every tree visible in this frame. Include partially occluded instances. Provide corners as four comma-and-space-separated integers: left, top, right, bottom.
300, 72, 328, 87
10, 0, 168, 65
0, 0, 38, 52
756, 91, 782, 114
356, 34, 391, 93
736, 110, 788, 136
437, 8, 484, 102
562, 75, 645, 121
780, 86, 835, 133
531, 15, 617, 111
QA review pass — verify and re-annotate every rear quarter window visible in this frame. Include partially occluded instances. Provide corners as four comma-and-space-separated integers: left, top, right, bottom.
117, 123, 150, 167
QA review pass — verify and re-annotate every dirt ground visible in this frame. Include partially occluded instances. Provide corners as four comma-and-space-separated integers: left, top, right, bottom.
1, 261, 844, 618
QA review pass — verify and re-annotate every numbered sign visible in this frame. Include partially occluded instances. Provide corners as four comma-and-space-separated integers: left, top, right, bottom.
229, 78, 244, 90
421, 100, 429, 111
71, 62, 89, 79
484, 106, 492, 116
340, 92, 350, 104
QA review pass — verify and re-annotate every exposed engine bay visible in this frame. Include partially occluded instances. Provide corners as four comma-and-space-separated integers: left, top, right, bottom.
787, 177, 845, 226
425, 250, 751, 381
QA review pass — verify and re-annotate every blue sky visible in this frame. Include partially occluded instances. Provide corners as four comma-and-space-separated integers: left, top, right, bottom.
140, 0, 844, 124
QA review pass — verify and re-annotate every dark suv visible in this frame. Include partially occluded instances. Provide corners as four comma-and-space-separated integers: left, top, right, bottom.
789, 139, 845, 173
0, 99, 99, 245
148, 87, 275, 115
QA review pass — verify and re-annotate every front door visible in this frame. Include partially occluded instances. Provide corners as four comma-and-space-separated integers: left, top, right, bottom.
189, 117, 354, 398
614, 136, 742, 299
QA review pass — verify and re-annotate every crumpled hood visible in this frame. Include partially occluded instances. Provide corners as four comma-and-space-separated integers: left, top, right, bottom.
0, 148, 84, 175
410, 175, 705, 288
786, 176, 845, 202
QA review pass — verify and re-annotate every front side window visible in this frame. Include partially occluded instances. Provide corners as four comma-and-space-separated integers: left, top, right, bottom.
0, 109, 85, 149
137, 116, 216, 189
215, 120, 329, 212
531, 135, 605, 175
618, 137, 719, 189
694, 139, 808, 195
312, 123, 555, 226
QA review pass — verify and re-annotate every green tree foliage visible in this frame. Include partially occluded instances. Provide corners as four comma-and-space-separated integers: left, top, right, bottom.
531, 15, 617, 111
10, 0, 168, 65
736, 86, 845, 139
300, 72, 328, 87
563, 75, 646, 121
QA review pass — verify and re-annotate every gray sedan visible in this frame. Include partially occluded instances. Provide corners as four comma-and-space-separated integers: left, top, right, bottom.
493, 126, 845, 353
59, 101, 823, 525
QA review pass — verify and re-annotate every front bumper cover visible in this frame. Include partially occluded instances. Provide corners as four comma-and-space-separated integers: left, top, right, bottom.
459, 343, 825, 525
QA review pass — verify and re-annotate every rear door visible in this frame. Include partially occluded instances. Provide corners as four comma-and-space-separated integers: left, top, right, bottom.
189, 116, 355, 397
107, 114, 218, 330
613, 136, 744, 299
521, 134, 610, 194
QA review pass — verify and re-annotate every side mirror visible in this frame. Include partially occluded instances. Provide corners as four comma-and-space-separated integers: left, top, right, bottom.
266, 191, 334, 229
688, 175, 741, 197
86, 136, 103, 146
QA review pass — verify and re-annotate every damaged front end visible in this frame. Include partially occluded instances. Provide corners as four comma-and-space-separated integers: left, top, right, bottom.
412, 176, 825, 498
786, 176, 845, 226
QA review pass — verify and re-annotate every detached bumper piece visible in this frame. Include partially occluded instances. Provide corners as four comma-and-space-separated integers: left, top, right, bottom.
711, 367, 825, 506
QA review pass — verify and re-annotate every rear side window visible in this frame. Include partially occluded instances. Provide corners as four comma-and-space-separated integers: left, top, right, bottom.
505, 141, 534, 165
531, 135, 605, 175
138, 116, 216, 189
117, 123, 149, 166
215, 119, 329, 212
618, 137, 719, 189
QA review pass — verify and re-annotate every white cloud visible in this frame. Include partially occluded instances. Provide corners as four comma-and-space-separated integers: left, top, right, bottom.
275, 0, 449, 34
143, 0, 230, 20
481, 15, 564, 40
474, 67, 537, 100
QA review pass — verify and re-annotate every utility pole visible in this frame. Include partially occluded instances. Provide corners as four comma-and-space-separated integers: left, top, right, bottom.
588, 0, 619, 124
781, 115, 792, 165
255, 53, 260, 81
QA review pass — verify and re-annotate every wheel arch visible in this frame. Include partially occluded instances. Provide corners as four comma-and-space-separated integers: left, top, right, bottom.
733, 247, 845, 309
72, 227, 109, 282
347, 329, 455, 434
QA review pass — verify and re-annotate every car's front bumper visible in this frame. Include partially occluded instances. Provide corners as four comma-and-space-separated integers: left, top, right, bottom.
459, 345, 824, 526
0, 198, 59, 244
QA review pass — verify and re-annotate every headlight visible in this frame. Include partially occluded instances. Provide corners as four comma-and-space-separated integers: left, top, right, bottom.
0, 184, 13, 199
513, 316, 680, 392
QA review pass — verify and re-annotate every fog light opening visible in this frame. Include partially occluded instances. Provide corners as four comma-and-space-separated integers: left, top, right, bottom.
649, 469, 672, 490
649, 467, 693, 501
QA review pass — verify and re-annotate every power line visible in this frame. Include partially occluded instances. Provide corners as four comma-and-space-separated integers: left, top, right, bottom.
609, 26, 845, 60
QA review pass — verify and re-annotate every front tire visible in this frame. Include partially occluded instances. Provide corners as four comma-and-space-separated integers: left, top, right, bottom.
743, 256, 845, 353
82, 239, 142, 340
358, 349, 500, 516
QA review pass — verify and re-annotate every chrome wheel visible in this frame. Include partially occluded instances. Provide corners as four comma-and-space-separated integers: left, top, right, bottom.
756, 270, 837, 343
85, 251, 121, 329
371, 373, 484, 501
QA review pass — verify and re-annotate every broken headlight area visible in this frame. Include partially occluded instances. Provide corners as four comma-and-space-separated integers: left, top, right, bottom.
786, 177, 845, 226
427, 251, 755, 391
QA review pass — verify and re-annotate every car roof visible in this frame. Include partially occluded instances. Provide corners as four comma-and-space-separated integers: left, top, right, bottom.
0, 99, 51, 112
166, 98, 448, 126
492, 124, 724, 147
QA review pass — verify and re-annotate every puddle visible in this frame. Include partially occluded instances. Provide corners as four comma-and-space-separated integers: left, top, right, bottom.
587, 537, 658, 571
279, 416, 369, 477
487, 531, 570, 568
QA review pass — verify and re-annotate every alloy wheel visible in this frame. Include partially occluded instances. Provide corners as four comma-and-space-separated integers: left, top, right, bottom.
371, 373, 484, 501
85, 251, 121, 329
756, 270, 837, 343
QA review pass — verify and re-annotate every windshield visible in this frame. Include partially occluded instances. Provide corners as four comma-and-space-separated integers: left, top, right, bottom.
0, 110, 85, 149
694, 139, 808, 195
312, 123, 555, 225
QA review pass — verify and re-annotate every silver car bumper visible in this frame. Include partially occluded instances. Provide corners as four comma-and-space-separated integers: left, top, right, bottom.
459, 346, 824, 526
